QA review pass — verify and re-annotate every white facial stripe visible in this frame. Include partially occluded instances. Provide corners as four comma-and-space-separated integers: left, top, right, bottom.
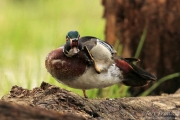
64, 48, 79, 57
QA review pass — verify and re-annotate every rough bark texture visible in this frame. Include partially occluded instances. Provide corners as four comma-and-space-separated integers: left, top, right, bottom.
0, 101, 84, 120
102, 0, 180, 96
1, 82, 180, 120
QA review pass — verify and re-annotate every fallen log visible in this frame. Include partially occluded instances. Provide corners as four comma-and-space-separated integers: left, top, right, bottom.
0, 101, 85, 120
1, 81, 180, 119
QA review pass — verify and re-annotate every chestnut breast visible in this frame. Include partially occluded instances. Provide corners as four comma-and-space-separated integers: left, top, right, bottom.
45, 46, 87, 80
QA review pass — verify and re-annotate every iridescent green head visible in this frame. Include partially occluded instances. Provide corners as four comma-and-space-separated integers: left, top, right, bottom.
64, 31, 82, 57
66, 31, 80, 41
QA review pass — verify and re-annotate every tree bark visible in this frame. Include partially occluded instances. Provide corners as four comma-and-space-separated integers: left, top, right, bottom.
0, 101, 84, 120
1, 82, 180, 120
102, 0, 180, 96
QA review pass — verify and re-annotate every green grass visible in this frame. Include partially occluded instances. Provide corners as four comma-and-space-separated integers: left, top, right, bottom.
134, 27, 147, 59
140, 72, 180, 96
0, 0, 106, 97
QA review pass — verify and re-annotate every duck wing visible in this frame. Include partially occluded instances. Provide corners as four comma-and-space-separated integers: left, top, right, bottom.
115, 57, 157, 87
79, 36, 116, 55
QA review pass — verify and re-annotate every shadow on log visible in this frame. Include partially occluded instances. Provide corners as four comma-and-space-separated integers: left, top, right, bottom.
1, 82, 180, 119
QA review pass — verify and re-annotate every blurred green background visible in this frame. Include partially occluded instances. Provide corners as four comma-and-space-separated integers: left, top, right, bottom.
0, 0, 108, 97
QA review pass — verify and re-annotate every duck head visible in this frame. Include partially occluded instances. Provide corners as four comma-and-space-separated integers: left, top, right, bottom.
64, 31, 82, 57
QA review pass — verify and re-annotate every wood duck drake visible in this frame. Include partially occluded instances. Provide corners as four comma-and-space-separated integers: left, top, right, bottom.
45, 30, 157, 98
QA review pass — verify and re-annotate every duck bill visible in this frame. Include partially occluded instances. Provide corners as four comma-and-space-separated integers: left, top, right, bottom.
72, 47, 78, 54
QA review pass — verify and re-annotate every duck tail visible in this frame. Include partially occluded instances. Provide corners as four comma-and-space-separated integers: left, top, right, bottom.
114, 57, 157, 87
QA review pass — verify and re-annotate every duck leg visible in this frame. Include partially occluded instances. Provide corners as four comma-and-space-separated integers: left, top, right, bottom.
83, 46, 101, 74
82, 89, 88, 98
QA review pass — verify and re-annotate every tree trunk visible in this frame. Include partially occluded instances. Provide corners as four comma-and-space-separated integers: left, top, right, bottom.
102, 0, 180, 96
1, 82, 180, 119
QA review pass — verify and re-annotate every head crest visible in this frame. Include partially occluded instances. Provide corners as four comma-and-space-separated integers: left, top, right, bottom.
66, 31, 80, 39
